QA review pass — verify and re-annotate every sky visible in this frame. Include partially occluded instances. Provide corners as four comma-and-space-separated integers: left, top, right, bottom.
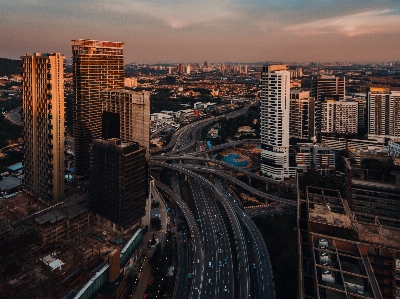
1, 0, 400, 63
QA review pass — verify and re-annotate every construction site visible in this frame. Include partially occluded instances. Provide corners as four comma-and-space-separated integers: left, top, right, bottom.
0, 191, 143, 299
298, 186, 400, 299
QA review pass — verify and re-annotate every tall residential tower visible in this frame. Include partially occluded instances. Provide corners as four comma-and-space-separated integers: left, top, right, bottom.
260, 65, 293, 179
71, 39, 124, 178
21, 53, 65, 203
311, 75, 345, 140
367, 86, 400, 142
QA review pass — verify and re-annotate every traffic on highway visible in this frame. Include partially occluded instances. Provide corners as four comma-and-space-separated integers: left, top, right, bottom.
150, 103, 290, 299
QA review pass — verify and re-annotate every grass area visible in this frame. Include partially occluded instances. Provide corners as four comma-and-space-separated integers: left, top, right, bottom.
0, 115, 22, 149
252, 213, 298, 299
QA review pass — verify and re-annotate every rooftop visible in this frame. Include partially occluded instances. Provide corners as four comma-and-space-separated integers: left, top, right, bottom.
0, 176, 21, 190
306, 187, 353, 229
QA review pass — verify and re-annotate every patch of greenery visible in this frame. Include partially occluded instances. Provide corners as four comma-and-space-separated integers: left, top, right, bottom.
0, 98, 21, 112
0, 58, 21, 76
252, 213, 298, 299
299, 169, 346, 198
202, 113, 260, 145
0, 114, 22, 149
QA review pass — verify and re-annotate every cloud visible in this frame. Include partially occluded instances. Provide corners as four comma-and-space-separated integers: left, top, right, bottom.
99, 0, 240, 29
283, 9, 400, 37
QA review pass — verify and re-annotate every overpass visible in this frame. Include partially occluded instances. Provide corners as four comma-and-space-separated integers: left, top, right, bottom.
151, 155, 294, 188
150, 161, 297, 206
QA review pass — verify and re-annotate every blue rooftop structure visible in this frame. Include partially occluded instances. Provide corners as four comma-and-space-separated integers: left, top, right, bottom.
8, 162, 23, 172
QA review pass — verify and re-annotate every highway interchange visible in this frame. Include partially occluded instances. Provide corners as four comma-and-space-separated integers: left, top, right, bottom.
150, 104, 294, 298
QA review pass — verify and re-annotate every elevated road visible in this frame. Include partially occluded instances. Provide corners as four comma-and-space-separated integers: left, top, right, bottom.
151, 161, 274, 298
155, 182, 203, 299
151, 155, 295, 188
191, 139, 260, 156
214, 178, 276, 299
150, 161, 297, 207
151, 107, 251, 155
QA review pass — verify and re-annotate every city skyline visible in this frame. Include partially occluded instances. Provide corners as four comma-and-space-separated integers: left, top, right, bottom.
1, 0, 400, 63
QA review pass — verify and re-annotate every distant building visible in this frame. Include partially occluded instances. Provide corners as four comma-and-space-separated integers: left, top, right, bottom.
289, 67, 302, 78
89, 139, 148, 231
294, 143, 335, 174
124, 77, 137, 87
178, 63, 184, 74
290, 90, 315, 141
72, 39, 124, 178
260, 65, 294, 179
367, 86, 400, 142
21, 53, 65, 203
353, 97, 366, 135
311, 74, 345, 140
321, 97, 358, 135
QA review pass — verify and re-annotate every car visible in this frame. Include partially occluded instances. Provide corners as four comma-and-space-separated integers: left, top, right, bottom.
219, 261, 223, 267
209, 262, 212, 268
219, 248, 223, 253
223, 286, 227, 292
260, 254, 265, 260
252, 263, 256, 269
197, 259, 200, 264
224, 258, 228, 265
207, 279, 212, 285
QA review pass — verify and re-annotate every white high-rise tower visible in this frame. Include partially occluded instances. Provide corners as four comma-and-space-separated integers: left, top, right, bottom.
260, 65, 293, 180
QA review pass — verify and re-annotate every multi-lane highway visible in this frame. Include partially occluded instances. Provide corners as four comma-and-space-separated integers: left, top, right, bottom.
150, 104, 284, 299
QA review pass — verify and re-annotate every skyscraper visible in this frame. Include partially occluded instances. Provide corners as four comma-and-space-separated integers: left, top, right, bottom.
102, 90, 151, 159
321, 97, 358, 135
367, 86, 400, 142
71, 39, 124, 178
260, 65, 293, 180
290, 90, 315, 141
21, 53, 65, 203
89, 138, 147, 230
311, 75, 345, 140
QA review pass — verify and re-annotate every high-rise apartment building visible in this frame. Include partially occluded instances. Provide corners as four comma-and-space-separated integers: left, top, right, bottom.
290, 90, 315, 140
367, 86, 400, 141
178, 63, 184, 74
102, 90, 151, 159
21, 53, 65, 203
311, 75, 345, 140
321, 96, 358, 135
353, 98, 366, 135
89, 139, 147, 230
260, 65, 293, 179
71, 39, 124, 178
